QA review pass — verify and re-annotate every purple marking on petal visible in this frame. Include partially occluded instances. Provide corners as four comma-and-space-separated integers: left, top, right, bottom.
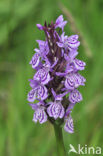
69, 89, 83, 104
65, 74, 75, 90
27, 89, 36, 102
64, 116, 74, 133
67, 35, 80, 50
74, 73, 86, 87
28, 85, 48, 101
34, 68, 50, 85
33, 107, 47, 124
39, 109, 47, 124
65, 73, 86, 90
57, 33, 80, 50
73, 58, 86, 70
36, 85, 48, 100
29, 53, 40, 69
47, 102, 64, 119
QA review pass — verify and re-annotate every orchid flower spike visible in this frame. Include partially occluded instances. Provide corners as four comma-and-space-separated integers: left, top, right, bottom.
27, 15, 86, 134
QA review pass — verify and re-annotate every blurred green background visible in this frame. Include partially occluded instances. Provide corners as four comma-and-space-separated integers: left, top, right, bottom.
0, 0, 103, 155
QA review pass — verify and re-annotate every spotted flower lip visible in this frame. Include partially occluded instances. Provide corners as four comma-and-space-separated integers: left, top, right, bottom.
64, 116, 74, 133
65, 73, 86, 90
33, 107, 47, 124
27, 89, 36, 102
47, 101, 64, 120
33, 68, 50, 85
69, 89, 83, 104
57, 33, 80, 51
27, 15, 86, 134
73, 58, 86, 70
27, 85, 48, 102
29, 53, 40, 69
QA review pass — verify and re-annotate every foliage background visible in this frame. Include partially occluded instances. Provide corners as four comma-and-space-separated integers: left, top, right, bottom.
0, 0, 103, 155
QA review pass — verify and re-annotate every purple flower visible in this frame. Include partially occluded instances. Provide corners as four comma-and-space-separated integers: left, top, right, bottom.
64, 50, 78, 61
65, 73, 85, 90
36, 85, 48, 100
27, 15, 86, 134
64, 116, 74, 133
73, 58, 86, 70
55, 15, 67, 31
27, 85, 48, 102
57, 33, 80, 50
69, 89, 82, 103
33, 107, 47, 124
33, 68, 50, 85
36, 40, 49, 58
47, 102, 64, 119
67, 35, 80, 50
65, 73, 77, 90
29, 53, 40, 69
27, 89, 36, 102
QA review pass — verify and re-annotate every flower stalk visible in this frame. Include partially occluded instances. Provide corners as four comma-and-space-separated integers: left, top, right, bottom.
54, 123, 66, 156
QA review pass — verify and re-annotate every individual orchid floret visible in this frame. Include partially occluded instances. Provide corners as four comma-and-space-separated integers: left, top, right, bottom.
73, 58, 86, 71
67, 35, 80, 50
65, 73, 86, 90
55, 15, 67, 31
57, 33, 80, 51
36, 85, 48, 100
29, 53, 40, 69
33, 68, 50, 85
33, 106, 47, 124
27, 85, 48, 102
47, 101, 64, 120
64, 116, 74, 133
36, 40, 49, 58
69, 89, 83, 104
64, 50, 78, 61
27, 89, 36, 102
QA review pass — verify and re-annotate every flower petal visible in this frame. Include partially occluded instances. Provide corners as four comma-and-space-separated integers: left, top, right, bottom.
33, 108, 47, 124
47, 102, 64, 119
64, 116, 74, 133
34, 68, 50, 85
69, 89, 82, 103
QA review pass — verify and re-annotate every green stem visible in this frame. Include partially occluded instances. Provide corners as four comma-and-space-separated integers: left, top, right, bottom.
54, 124, 66, 156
